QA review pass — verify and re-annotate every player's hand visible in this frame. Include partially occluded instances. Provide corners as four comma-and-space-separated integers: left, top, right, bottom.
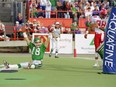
84, 34, 88, 39
48, 25, 54, 33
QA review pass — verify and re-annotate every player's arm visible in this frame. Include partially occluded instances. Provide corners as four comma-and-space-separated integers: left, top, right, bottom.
84, 20, 91, 39
23, 32, 30, 45
21, 26, 30, 45
84, 22, 97, 39
84, 24, 91, 39
84, 30, 89, 39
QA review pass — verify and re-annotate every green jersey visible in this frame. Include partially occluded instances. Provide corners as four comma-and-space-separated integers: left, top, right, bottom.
29, 42, 46, 60
71, 23, 78, 31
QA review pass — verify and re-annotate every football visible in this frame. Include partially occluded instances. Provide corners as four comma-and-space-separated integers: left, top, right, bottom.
48, 25, 54, 32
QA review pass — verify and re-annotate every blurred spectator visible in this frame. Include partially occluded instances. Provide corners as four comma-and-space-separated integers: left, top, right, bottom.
49, 0, 57, 11
25, 21, 33, 36
34, 23, 41, 33
65, 1, 71, 10
32, 19, 39, 33
84, 2, 91, 12
60, 23, 71, 34
16, 13, 24, 25
0, 20, 10, 41
40, 0, 46, 10
75, 28, 81, 34
92, 5, 100, 16
63, 1, 71, 18
90, 1, 96, 11
76, 6, 83, 19
45, 0, 52, 18
30, 3, 38, 18
62, 27, 71, 34
56, 1, 64, 18
37, 7, 45, 18
70, 21, 78, 32
51, 7, 57, 18
112, 0, 116, 7
15, 21, 23, 39
71, 4, 77, 22
39, 23, 48, 33
29, 0, 37, 9
70, 21, 79, 39
103, 0, 110, 9
36, 0, 41, 10
33, 21, 48, 33
64, 11, 70, 18
85, 6, 92, 17
59, 0, 65, 4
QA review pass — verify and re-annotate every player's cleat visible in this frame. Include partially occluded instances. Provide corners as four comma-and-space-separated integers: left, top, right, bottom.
55, 56, 59, 58
3, 60, 9, 69
93, 63, 99, 67
49, 54, 51, 57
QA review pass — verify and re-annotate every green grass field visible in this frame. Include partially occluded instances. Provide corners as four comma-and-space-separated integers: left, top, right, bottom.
0, 53, 116, 87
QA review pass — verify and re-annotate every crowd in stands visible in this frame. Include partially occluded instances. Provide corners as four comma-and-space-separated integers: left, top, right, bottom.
27, 0, 116, 35
29, 0, 115, 20
0, 0, 116, 41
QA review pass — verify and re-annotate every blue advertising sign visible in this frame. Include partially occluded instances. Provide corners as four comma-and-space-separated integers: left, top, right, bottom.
103, 7, 116, 74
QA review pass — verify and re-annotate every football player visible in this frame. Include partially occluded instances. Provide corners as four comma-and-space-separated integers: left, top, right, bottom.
0, 29, 50, 71
84, 9, 108, 67
49, 22, 62, 58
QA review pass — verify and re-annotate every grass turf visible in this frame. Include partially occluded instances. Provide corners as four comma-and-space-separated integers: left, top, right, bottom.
0, 53, 116, 87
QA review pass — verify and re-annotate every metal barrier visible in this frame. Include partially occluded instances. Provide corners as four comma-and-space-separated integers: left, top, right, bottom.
29, 10, 72, 19
0, 18, 87, 41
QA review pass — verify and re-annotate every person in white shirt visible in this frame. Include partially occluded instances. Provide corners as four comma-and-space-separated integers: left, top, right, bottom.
45, 0, 52, 18
40, 0, 46, 10
49, 22, 62, 58
85, 7, 92, 17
